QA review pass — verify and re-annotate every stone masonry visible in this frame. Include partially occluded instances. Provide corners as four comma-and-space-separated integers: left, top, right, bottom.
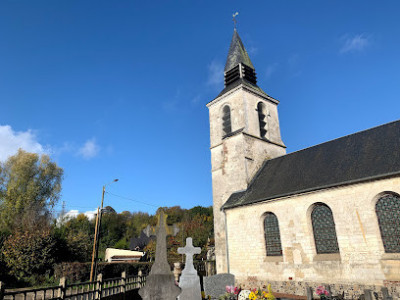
207, 84, 286, 273
225, 176, 400, 296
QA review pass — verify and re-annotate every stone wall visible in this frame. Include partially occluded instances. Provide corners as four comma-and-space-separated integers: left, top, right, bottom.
236, 278, 400, 299
207, 85, 286, 273
225, 176, 400, 296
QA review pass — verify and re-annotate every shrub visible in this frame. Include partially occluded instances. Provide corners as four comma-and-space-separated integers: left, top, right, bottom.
2, 230, 57, 282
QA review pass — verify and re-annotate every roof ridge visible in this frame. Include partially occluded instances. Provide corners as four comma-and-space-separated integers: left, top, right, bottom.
244, 118, 400, 190
272, 119, 400, 162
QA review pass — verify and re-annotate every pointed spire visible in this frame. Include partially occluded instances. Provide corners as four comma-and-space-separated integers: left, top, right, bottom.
224, 29, 255, 72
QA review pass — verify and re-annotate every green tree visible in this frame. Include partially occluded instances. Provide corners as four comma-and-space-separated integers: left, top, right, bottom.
2, 230, 58, 283
0, 149, 63, 233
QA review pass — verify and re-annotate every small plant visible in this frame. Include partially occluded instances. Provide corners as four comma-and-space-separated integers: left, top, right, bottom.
248, 285, 276, 300
316, 286, 330, 299
217, 285, 240, 299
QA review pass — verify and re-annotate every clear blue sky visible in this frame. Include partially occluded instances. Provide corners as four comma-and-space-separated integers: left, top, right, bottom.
1, 1, 400, 216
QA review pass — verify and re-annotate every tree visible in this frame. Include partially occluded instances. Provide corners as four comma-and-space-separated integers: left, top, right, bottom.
2, 230, 58, 283
0, 149, 63, 232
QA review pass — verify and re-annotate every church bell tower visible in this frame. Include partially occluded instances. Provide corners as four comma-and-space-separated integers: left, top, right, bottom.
207, 29, 286, 273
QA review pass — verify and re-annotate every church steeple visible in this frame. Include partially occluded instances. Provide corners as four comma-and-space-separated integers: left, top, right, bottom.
207, 28, 286, 274
225, 29, 255, 71
224, 29, 257, 87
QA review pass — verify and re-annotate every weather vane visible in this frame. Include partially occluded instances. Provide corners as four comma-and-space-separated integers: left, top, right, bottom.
232, 12, 239, 29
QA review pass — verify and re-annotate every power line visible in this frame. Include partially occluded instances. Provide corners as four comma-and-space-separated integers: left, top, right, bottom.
106, 191, 159, 208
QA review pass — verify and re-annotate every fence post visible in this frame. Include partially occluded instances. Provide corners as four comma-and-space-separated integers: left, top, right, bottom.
0, 281, 5, 300
58, 277, 66, 300
138, 270, 143, 288
96, 274, 103, 300
121, 271, 126, 300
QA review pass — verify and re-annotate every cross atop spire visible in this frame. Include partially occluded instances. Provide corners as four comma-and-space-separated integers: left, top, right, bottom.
232, 12, 239, 29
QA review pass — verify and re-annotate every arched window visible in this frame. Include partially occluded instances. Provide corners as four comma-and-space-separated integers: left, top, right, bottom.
257, 102, 268, 139
375, 194, 400, 253
311, 204, 339, 254
222, 105, 232, 136
264, 212, 282, 256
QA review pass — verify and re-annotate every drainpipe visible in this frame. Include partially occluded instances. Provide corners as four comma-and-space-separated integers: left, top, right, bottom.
222, 208, 230, 274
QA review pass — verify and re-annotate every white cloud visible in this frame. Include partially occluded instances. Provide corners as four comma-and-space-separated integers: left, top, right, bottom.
0, 125, 46, 161
84, 209, 98, 220
191, 94, 201, 105
207, 60, 224, 87
265, 63, 279, 79
78, 138, 100, 159
248, 46, 258, 56
340, 34, 370, 54
58, 209, 97, 224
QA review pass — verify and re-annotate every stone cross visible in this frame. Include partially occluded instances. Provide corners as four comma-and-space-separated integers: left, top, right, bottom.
177, 237, 202, 300
178, 237, 201, 274
139, 209, 181, 300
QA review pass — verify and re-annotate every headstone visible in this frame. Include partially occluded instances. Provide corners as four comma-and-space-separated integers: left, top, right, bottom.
177, 237, 202, 300
364, 289, 373, 300
203, 273, 235, 299
238, 290, 251, 300
382, 287, 393, 300
138, 209, 181, 300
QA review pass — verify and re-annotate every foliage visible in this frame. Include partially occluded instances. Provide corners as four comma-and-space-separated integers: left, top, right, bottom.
2, 230, 59, 283
0, 149, 63, 233
144, 239, 156, 261
54, 262, 152, 282
316, 286, 331, 299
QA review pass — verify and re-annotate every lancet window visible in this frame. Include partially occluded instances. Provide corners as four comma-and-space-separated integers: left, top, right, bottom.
257, 102, 268, 139
264, 212, 283, 256
222, 105, 232, 136
375, 194, 400, 253
311, 203, 340, 254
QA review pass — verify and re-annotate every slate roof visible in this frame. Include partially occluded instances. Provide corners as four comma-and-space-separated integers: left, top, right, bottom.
225, 29, 255, 72
216, 78, 269, 99
223, 120, 400, 209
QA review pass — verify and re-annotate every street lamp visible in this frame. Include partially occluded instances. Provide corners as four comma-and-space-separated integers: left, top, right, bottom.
90, 179, 119, 282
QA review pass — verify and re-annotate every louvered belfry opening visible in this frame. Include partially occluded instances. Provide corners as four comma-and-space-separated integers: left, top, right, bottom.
242, 64, 257, 85
222, 105, 232, 136
376, 194, 400, 253
224, 63, 257, 87
311, 203, 340, 254
224, 65, 240, 86
257, 102, 267, 138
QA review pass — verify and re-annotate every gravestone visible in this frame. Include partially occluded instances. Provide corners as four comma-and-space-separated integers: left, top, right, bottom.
203, 273, 235, 299
138, 209, 181, 300
177, 237, 202, 300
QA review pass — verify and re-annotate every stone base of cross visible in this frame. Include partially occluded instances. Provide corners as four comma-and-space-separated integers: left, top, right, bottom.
177, 237, 202, 300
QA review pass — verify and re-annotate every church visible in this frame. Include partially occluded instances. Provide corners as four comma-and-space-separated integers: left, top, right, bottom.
207, 29, 400, 297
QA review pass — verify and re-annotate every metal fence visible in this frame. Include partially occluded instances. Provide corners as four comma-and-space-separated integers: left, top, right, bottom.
0, 272, 146, 300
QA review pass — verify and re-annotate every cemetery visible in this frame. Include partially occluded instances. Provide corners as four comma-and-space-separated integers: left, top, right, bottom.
2, 208, 395, 300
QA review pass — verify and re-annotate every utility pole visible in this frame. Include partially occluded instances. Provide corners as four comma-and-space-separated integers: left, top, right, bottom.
90, 207, 100, 282
89, 179, 118, 282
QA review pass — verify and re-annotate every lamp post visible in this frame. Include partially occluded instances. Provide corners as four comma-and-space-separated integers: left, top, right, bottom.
90, 179, 118, 282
